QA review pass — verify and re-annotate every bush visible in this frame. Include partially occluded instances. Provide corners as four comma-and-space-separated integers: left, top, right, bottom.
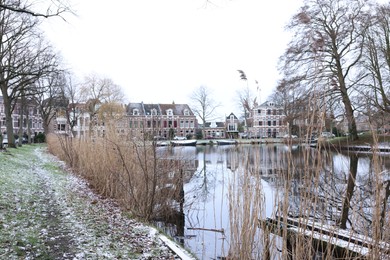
34, 132, 45, 143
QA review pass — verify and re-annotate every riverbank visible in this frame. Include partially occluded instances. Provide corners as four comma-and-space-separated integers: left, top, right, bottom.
0, 145, 194, 259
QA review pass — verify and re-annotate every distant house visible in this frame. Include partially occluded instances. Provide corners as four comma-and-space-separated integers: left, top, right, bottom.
126, 102, 197, 139
248, 101, 287, 138
0, 96, 44, 138
225, 112, 239, 138
203, 121, 226, 139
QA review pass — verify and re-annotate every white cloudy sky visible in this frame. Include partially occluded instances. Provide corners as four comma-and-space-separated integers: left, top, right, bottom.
42, 0, 303, 120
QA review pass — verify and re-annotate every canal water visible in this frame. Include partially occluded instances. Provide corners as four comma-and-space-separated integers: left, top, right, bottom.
156, 144, 390, 259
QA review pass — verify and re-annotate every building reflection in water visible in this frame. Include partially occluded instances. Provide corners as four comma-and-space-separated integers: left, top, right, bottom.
155, 144, 390, 260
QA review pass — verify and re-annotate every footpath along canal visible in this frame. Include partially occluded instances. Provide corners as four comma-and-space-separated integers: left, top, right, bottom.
0, 145, 194, 259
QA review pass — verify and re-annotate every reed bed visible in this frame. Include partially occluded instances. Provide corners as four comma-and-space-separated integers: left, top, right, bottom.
226, 131, 389, 258
47, 127, 184, 222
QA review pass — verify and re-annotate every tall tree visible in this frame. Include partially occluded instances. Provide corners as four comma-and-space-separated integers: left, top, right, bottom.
33, 70, 68, 136
235, 85, 256, 133
0, 5, 57, 147
79, 74, 125, 137
272, 77, 310, 136
0, 0, 71, 18
236, 70, 257, 133
362, 3, 390, 118
190, 85, 219, 139
280, 0, 370, 141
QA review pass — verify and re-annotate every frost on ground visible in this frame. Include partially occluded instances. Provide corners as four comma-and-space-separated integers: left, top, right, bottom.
0, 145, 180, 259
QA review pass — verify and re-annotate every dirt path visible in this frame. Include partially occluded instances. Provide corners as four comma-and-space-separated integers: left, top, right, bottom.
0, 146, 181, 259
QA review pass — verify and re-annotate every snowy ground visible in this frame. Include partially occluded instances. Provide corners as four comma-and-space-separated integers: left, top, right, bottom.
0, 145, 187, 259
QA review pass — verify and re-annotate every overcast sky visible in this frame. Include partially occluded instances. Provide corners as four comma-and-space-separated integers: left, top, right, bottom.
42, 0, 303, 120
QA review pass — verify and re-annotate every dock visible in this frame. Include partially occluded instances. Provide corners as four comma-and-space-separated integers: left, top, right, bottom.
259, 216, 390, 259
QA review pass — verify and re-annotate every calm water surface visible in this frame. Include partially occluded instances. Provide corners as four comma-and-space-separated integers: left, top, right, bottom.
157, 144, 390, 260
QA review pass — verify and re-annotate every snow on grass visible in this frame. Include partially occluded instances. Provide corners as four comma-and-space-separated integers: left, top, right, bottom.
0, 145, 180, 259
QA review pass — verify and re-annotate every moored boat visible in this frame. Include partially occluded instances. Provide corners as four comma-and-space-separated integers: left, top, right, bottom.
216, 139, 238, 145
170, 140, 197, 146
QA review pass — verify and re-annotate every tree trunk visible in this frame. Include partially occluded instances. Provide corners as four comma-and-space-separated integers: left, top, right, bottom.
2, 93, 16, 148
339, 154, 358, 229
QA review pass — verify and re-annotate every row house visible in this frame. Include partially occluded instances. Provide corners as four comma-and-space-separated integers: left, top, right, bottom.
127, 102, 197, 139
199, 113, 240, 139
203, 122, 226, 139
0, 96, 44, 137
248, 101, 287, 138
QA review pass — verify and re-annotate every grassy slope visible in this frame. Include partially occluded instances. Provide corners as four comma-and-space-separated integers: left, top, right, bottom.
328, 133, 390, 147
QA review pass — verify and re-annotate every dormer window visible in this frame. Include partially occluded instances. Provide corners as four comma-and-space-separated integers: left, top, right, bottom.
151, 108, 157, 116
230, 115, 234, 121
167, 109, 173, 116
133, 109, 139, 116
183, 109, 190, 116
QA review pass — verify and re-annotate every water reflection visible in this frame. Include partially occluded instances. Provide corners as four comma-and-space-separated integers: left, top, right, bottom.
156, 144, 390, 259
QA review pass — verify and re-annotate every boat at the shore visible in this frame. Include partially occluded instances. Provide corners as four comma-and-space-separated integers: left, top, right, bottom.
154, 141, 170, 147
216, 139, 238, 145
170, 140, 197, 146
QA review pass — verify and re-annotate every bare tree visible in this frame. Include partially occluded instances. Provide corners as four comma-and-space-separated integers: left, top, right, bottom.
190, 85, 219, 139
236, 70, 258, 133
280, 0, 371, 141
0, 0, 72, 19
272, 77, 310, 136
33, 70, 68, 136
0, 6, 58, 148
80, 74, 125, 104
78, 74, 125, 137
362, 3, 390, 119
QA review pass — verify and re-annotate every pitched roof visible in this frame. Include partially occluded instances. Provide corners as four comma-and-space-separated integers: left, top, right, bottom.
159, 103, 194, 116
226, 112, 238, 120
126, 102, 144, 115
143, 103, 160, 115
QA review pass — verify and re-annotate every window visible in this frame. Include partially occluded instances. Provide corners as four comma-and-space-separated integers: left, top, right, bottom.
259, 121, 263, 126
167, 109, 173, 116
268, 121, 271, 126
184, 109, 190, 116
133, 109, 139, 116
267, 109, 271, 115
151, 108, 157, 116
273, 121, 276, 126
57, 124, 66, 131
13, 116, 19, 128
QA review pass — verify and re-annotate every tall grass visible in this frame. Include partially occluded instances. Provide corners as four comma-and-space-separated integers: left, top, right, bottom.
226, 131, 389, 258
47, 126, 184, 222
